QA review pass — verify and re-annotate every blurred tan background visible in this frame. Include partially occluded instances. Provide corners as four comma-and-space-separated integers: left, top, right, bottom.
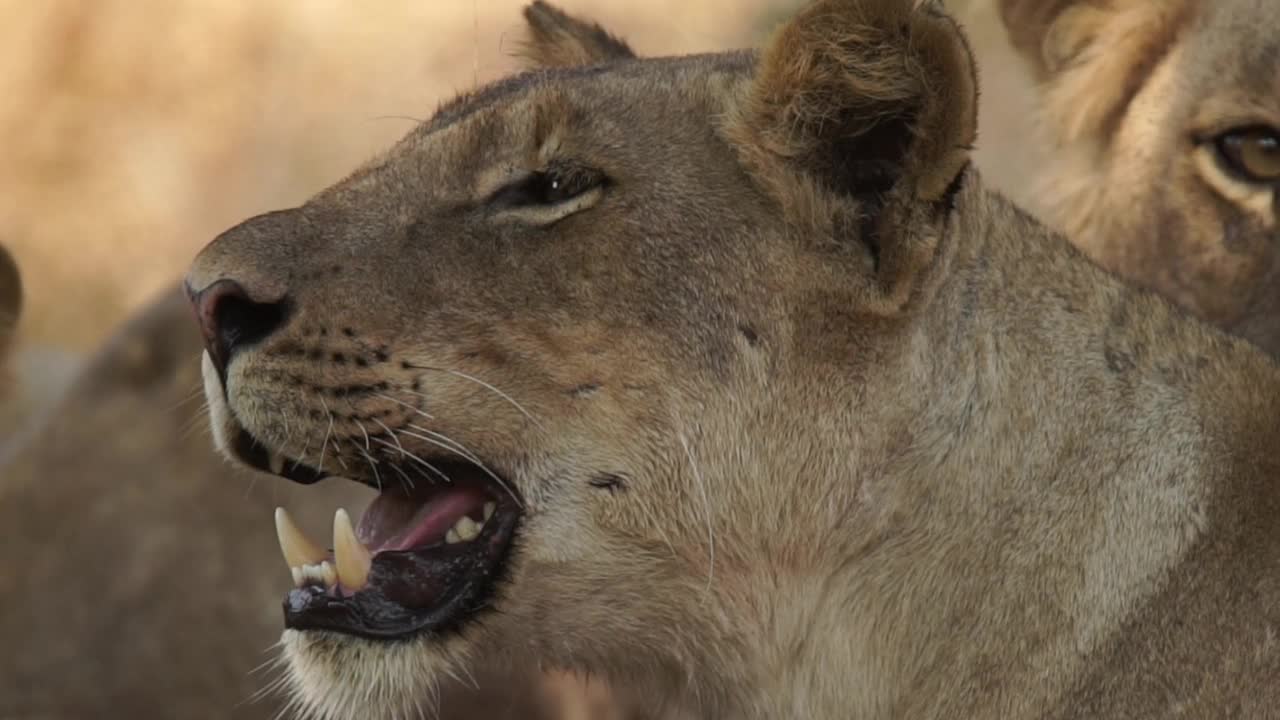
0, 0, 1042, 413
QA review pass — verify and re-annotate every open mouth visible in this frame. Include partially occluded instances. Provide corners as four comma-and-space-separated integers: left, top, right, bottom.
233, 426, 522, 640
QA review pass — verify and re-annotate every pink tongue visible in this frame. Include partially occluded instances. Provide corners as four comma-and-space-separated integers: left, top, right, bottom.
357, 485, 490, 554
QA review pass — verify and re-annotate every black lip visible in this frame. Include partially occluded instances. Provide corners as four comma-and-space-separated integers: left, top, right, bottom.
232, 427, 329, 485
284, 500, 521, 639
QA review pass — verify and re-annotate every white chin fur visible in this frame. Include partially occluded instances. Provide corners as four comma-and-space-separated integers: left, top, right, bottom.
200, 350, 237, 457
280, 629, 474, 720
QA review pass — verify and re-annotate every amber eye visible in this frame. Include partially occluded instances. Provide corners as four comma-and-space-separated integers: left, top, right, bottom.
1213, 127, 1280, 184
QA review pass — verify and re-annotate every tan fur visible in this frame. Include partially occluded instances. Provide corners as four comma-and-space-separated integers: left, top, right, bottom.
189, 0, 1280, 717
1000, 0, 1280, 355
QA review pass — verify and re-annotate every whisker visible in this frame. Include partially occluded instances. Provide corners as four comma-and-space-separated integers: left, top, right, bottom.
385, 455, 418, 493
292, 391, 314, 473
376, 393, 434, 421
357, 447, 385, 493
329, 437, 350, 471
401, 365, 545, 430
678, 430, 716, 601
372, 417, 410, 458
355, 419, 373, 453
372, 418, 433, 491
396, 426, 521, 507
371, 435, 450, 485
166, 380, 209, 412
179, 411, 211, 442
241, 474, 261, 501
280, 405, 292, 441
404, 461, 439, 489
316, 396, 336, 476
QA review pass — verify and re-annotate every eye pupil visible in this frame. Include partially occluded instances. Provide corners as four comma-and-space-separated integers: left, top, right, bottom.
1216, 128, 1280, 183
487, 167, 603, 210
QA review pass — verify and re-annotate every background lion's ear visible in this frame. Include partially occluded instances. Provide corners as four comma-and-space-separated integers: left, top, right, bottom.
0, 244, 22, 353
998, 0, 1081, 80
518, 1, 635, 70
999, 0, 1188, 141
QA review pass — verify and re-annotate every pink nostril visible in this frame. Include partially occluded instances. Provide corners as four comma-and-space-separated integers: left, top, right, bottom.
186, 279, 288, 377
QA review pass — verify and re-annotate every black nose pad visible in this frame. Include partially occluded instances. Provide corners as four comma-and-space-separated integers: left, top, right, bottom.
187, 279, 289, 378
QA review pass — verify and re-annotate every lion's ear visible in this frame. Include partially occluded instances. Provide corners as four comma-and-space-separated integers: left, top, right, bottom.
998, 0, 1080, 80
731, 0, 977, 311
999, 0, 1188, 140
518, 1, 636, 70
0, 244, 22, 355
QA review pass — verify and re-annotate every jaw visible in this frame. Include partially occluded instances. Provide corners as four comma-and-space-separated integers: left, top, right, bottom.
279, 623, 478, 719
200, 350, 535, 707
201, 350, 737, 716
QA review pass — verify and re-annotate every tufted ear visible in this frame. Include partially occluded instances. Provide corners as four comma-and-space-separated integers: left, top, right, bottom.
518, 1, 636, 70
999, 0, 1189, 141
0, 244, 21, 355
998, 0, 1078, 80
731, 0, 978, 311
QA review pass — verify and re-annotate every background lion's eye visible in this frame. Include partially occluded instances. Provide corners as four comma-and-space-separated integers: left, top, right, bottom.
1213, 127, 1280, 184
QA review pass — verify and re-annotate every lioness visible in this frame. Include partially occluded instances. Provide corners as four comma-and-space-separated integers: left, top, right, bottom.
188, 0, 1280, 717
998, 0, 1280, 355
0, 244, 20, 383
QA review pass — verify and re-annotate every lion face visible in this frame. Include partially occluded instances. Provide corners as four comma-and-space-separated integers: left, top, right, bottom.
1000, 0, 1280, 354
191, 54, 798, 716
188, 0, 977, 716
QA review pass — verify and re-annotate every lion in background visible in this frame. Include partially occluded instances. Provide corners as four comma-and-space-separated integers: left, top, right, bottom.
998, 0, 1280, 356
0, 244, 19, 391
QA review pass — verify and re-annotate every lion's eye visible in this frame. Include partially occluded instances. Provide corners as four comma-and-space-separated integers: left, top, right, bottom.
489, 166, 605, 209
1213, 127, 1280, 184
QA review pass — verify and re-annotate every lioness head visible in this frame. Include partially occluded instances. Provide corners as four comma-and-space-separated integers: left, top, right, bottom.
189, 0, 982, 715
0, 244, 22, 384
999, 0, 1280, 354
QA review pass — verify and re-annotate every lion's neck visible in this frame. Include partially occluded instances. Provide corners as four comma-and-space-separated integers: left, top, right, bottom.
690, 186, 1280, 719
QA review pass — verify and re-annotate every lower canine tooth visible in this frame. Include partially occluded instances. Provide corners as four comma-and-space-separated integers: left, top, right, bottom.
333, 509, 372, 590
275, 507, 327, 571
445, 528, 461, 544
483, 502, 495, 521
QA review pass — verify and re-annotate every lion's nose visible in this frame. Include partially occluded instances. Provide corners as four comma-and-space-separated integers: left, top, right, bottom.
186, 278, 289, 378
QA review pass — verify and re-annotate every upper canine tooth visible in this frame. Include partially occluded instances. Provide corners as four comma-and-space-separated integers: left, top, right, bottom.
483, 502, 495, 521
269, 451, 286, 476
275, 507, 327, 570
333, 508, 372, 591
454, 515, 480, 542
